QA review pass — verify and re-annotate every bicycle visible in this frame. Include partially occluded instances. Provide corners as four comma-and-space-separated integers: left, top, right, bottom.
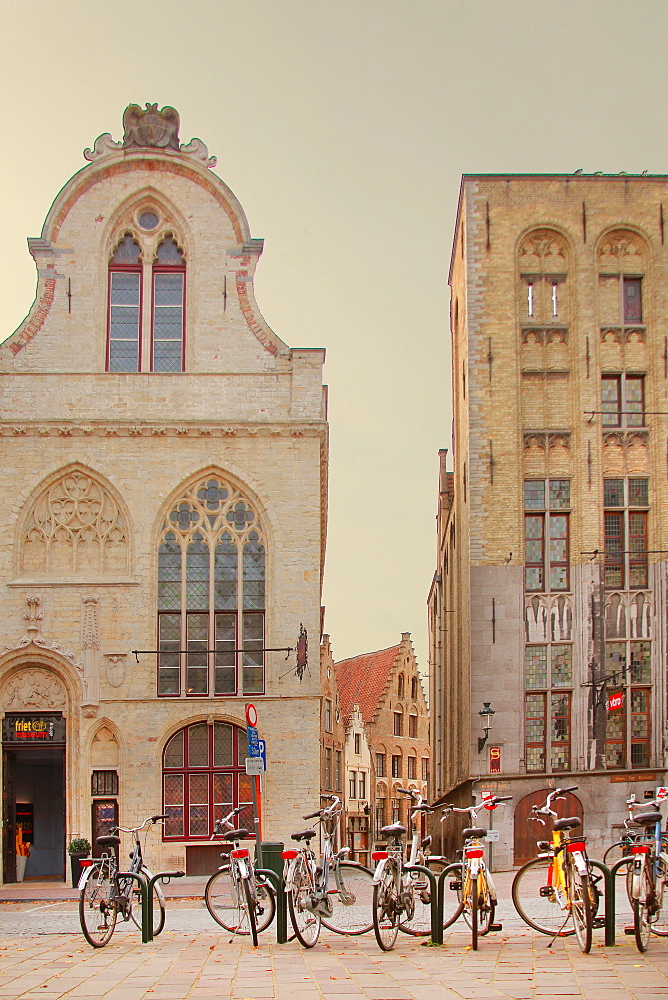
281, 795, 374, 946
371, 787, 442, 950
604, 794, 668, 895
512, 785, 596, 953
204, 805, 276, 946
78, 814, 167, 948
441, 794, 510, 950
623, 800, 668, 952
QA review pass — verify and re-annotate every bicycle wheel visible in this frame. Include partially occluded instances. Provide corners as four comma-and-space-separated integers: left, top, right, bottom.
373, 862, 400, 951
569, 865, 592, 954
79, 863, 117, 948
477, 869, 496, 937
288, 856, 321, 948
243, 876, 258, 947
205, 866, 255, 935
512, 856, 573, 936
651, 858, 668, 936
129, 880, 165, 937
632, 859, 652, 953
321, 862, 374, 935
439, 861, 465, 929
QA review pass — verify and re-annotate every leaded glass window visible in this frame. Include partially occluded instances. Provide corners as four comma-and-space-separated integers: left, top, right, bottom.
158, 476, 266, 696
107, 234, 143, 373
524, 480, 570, 593
605, 638, 653, 769
524, 644, 572, 773
162, 722, 251, 840
604, 478, 649, 590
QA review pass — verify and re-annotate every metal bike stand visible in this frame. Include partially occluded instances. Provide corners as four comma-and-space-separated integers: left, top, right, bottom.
255, 868, 287, 944
436, 862, 467, 946
403, 864, 441, 946
114, 871, 149, 944
144, 871, 185, 943
603, 856, 634, 947
587, 859, 614, 947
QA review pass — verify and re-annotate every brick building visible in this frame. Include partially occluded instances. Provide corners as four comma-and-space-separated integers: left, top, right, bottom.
334, 633, 430, 851
429, 173, 668, 866
0, 105, 328, 882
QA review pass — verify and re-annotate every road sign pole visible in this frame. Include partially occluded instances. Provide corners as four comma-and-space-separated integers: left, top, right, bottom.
251, 776, 263, 870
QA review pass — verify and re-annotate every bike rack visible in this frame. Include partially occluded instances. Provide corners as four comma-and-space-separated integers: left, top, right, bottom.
144, 870, 185, 943
436, 862, 466, 946
254, 868, 288, 945
586, 859, 614, 947
113, 871, 149, 944
403, 863, 441, 945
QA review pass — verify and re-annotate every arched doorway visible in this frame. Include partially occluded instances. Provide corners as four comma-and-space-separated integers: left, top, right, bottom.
513, 788, 584, 866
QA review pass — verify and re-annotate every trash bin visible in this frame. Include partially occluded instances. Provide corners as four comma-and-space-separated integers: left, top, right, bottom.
257, 842, 284, 882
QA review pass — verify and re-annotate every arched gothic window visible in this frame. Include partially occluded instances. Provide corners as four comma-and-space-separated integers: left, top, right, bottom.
158, 476, 266, 697
106, 226, 186, 373
162, 721, 252, 839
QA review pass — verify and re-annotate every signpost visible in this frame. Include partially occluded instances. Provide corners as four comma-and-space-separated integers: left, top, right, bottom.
481, 791, 497, 870
245, 705, 264, 868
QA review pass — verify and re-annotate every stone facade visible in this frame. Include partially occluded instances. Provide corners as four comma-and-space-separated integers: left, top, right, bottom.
429, 173, 668, 866
0, 106, 327, 881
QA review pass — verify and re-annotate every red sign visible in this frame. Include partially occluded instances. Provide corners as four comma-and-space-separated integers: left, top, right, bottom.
481, 791, 497, 810
606, 691, 624, 713
245, 704, 258, 727
489, 746, 501, 774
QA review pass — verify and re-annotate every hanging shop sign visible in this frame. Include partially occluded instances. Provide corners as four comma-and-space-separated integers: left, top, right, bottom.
489, 746, 501, 773
606, 691, 624, 713
2, 715, 66, 743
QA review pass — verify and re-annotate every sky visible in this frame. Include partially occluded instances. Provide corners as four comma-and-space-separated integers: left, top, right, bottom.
2, 1, 668, 673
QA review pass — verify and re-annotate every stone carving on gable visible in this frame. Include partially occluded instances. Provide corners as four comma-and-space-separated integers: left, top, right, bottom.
518, 228, 568, 269
104, 654, 127, 689
84, 104, 217, 168
2, 667, 67, 711
598, 230, 646, 268
22, 471, 129, 576
4, 596, 85, 681
81, 595, 100, 708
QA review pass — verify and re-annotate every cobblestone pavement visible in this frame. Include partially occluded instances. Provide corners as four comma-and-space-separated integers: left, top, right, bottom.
0, 874, 664, 999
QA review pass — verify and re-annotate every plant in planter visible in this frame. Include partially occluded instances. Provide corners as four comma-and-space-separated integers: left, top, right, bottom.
67, 837, 92, 888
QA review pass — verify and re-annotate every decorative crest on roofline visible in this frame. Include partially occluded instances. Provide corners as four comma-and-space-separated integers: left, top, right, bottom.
83, 103, 217, 168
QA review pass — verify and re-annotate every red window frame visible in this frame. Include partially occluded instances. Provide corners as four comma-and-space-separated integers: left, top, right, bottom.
151, 264, 186, 373
107, 265, 143, 373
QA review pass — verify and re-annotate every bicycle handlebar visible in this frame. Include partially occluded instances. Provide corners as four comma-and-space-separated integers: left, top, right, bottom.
303, 794, 342, 822
114, 814, 165, 835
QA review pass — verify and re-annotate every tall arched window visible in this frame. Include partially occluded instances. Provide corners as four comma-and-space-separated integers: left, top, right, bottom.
152, 235, 186, 372
158, 476, 266, 697
107, 234, 142, 372
162, 721, 252, 839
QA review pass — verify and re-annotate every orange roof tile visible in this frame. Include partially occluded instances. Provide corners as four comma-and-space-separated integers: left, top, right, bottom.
334, 644, 402, 724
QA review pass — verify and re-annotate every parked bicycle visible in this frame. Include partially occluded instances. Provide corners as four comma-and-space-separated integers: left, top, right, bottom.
512, 786, 597, 953
441, 794, 510, 949
204, 805, 276, 946
604, 794, 668, 893
623, 800, 668, 951
371, 787, 442, 950
79, 814, 167, 948
282, 795, 374, 947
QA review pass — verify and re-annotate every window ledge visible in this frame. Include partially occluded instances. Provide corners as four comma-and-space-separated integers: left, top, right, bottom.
8, 577, 140, 587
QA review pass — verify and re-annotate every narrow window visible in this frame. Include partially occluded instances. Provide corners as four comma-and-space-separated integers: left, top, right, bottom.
623, 277, 643, 323
527, 281, 534, 318
601, 375, 621, 427
375, 753, 385, 777
354, 733, 361, 755
524, 480, 570, 593
407, 757, 417, 780
604, 478, 648, 590
107, 235, 142, 372
324, 748, 332, 789
411, 676, 418, 700
409, 714, 418, 739
391, 754, 401, 779
335, 751, 342, 791
358, 772, 366, 801
421, 758, 429, 782
152, 236, 185, 372
325, 700, 332, 733
551, 282, 558, 317
349, 772, 357, 799
393, 712, 403, 737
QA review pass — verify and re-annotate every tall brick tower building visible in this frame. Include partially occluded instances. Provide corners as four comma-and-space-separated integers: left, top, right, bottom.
0, 106, 327, 882
429, 174, 668, 865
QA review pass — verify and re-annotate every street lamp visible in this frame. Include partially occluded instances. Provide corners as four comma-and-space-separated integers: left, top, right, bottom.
477, 702, 495, 753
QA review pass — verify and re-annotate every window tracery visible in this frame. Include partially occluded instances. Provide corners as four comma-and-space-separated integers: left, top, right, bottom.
22, 471, 129, 576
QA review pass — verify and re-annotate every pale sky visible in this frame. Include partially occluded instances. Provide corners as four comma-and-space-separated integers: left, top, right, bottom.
1, 1, 668, 672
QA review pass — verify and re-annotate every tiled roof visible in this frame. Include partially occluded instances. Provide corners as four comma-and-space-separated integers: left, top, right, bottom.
334, 644, 402, 724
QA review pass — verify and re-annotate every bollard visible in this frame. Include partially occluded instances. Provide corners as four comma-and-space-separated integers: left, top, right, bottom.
255, 867, 286, 943
404, 864, 440, 945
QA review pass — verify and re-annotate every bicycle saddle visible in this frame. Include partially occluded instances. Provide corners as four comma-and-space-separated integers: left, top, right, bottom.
553, 816, 581, 832
96, 835, 121, 847
291, 828, 316, 842
422, 835, 432, 849
221, 828, 250, 841
630, 811, 663, 827
462, 827, 486, 839
380, 823, 406, 838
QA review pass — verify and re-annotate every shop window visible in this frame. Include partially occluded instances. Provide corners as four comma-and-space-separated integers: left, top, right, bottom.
162, 721, 251, 840
157, 476, 266, 696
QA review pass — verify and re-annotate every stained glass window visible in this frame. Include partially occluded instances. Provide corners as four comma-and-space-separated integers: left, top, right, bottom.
604, 479, 649, 590
605, 638, 652, 769
551, 645, 572, 687
525, 646, 548, 689
163, 722, 252, 840
157, 476, 266, 696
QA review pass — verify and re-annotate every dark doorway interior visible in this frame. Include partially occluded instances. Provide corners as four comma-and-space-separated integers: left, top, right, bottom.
14, 747, 65, 881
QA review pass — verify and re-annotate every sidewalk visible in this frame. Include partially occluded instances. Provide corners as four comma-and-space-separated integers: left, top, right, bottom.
0, 876, 209, 902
